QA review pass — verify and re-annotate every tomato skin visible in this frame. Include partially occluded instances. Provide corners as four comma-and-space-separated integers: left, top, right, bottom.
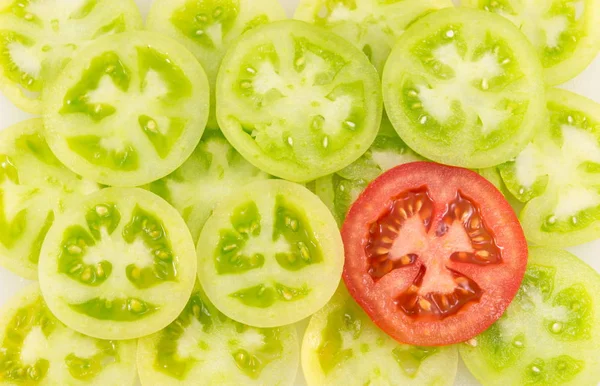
342, 162, 528, 346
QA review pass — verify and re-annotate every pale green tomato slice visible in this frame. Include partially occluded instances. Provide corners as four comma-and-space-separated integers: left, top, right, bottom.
148, 130, 270, 242
302, 285, 458, 386
0, 0, 142, 113
43, 31, 210, 187
315, 115, 422, 226
460, 247, 600, 386
137, 284, 299, 386
498, 88, 600, 247
197, 179, 344, 327
0, 284, 137, 385
216, 20, 383, 182
294, 0, 453, 74
382, 7, 545, 169
0, 119, 100, 280
38, 188, 197, 340
462, 0, 600, 85
146, 0, 286, 130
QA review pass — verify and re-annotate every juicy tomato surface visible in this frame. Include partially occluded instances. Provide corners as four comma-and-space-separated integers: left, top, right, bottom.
460, 247, 600, 386
302, 284, 458, 386
383, 7, 545, 169
316, 115, 423, 226
147, 0, 287, 129
462, 0, 600, 85
0, 284, 137, 385
216, 19, 382, 182
294, 0, 453, 73
196, 179, 344, 328
342, 162, 528, 346
43, 31, 210, 187
0, 0, 143, 113
0, 119, 100, 280
38, 188, 197, 340
148, 130, 270, 243
500, 88, 600, 247
137, 283, 299, 386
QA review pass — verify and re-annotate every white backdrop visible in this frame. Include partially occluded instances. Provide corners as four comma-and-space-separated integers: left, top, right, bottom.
0, 1, 598, 385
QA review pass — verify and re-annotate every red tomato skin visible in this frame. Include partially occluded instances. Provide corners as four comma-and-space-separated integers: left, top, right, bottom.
341, 162, 528, 346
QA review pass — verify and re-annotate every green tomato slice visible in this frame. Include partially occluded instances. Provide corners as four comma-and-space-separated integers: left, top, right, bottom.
0, 284, 137, 384
302, 285, 458, 386
216, 20, 383, 182
147, 0, 286, 130
38, 188, 197, 340
499, 88, 600, 247
148, 130, 270, 243
382, 7, 545, 169
0, 119, 100, 280
460, 247, 600, 386
315, 115, 422, 226
0, 0, 142, 113
462, 0, 600, 85
294, 0, 453, 74
197, 179, 344, 327
137, 283, 299, 386
43, 31, 210, 187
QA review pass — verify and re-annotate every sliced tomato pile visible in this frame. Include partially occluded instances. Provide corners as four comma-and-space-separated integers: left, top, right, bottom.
342, 162, 528, 346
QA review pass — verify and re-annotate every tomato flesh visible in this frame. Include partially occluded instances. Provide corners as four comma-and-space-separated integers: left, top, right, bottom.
342, 162, 528, 346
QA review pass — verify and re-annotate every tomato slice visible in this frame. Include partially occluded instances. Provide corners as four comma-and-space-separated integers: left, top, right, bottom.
462, 0, 600, 85
147, 0, 287, 130
294, 0, 453, 74
216, 20, 382, 182
383, 7, 545, 169
0, 0, 142, 113
196, 179, 344, 327
43, 31, 210, 187
137, 283, 299, 386
460, 247, 600, 385
0, 284, 137, 384
38, 188, 197, 340
302, 284, 458, 386
499, 88, 600, 247
341, 162, 528, 346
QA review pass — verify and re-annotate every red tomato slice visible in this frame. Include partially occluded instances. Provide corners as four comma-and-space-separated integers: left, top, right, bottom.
342, 162, 527, 346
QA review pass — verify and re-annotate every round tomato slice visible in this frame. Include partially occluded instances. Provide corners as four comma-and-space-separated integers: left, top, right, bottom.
137, 283, 299, 386
197, 179, 344, 327
38, 188, 197, 340
0, 284, 137, 385
216, 20, 382, 182
43, 31, 210, 187
302, 284, 458, 386
382, 7, 545, 169
342, 162, 528, 346
0, 0, 142, 113
462, 0, 600, 86
147, 0, 287, 130
499, 88, 600, 247
460, 247, 600, 385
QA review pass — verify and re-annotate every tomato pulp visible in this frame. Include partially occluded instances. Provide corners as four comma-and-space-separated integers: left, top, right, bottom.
342, 162, 528, 346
